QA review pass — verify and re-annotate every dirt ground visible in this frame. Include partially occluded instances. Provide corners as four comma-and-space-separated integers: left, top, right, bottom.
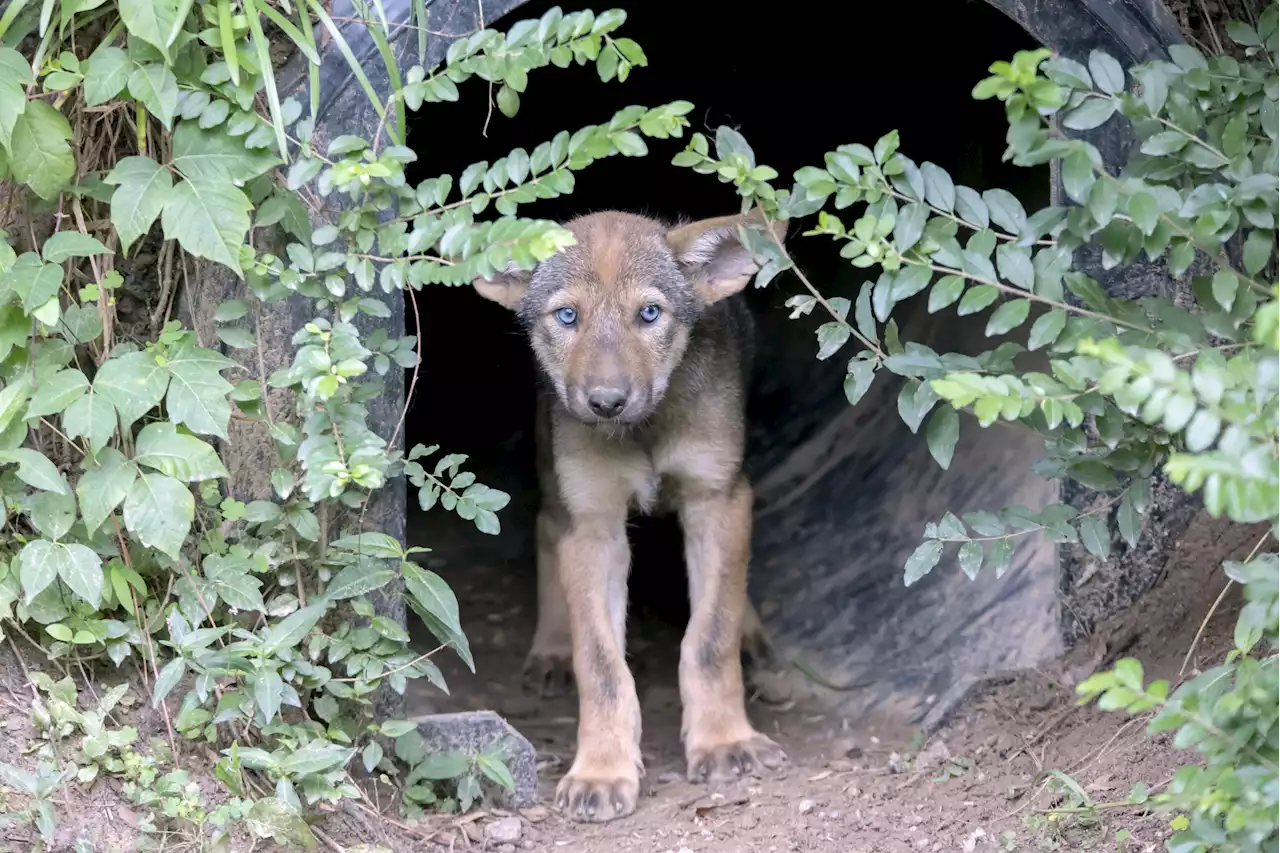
381, 509, 1268, 853
0, 509, 1262, 853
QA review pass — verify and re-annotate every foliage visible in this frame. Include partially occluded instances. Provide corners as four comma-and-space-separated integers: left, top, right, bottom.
665, 10, 1279, 853
0, 0, 676, 843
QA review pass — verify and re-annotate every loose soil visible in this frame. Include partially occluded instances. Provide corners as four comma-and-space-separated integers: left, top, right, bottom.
381, 508, 1267, 853
0, 509, 1263, 853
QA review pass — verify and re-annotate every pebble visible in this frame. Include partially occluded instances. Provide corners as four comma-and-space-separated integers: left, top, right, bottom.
658, 771, 682, 784
798, 799, 817, 814
485, 816, 523, 843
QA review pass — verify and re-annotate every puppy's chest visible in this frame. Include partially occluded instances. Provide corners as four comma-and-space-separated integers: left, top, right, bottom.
559, 436, 736, 518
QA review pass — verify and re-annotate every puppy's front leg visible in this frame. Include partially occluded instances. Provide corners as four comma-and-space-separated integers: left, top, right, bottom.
679, 478, 787, 783
554, 514, 642, 822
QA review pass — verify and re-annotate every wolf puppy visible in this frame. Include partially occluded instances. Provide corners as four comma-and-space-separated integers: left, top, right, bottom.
473, 210, 786, 822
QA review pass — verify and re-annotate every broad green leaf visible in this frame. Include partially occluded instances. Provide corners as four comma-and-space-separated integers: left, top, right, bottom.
161, 179, 252, 274
324, 559, 397, 601
152, 657, 185, 707
9, 101, 75, 201
127, 63, 179, 129
276, 740, 352, 776
1, 448, 68, 493
981, 189, 1026, 235
1087, 50, 1125, 94
957, 541, 983, 580
1079, 515, 1111, 560
995, 243, 1034, 289
135, 422, 228, 481
0, 305, 27, 362
988, 539, 1014, 577
1062, 98, 1117, 131
928, 275, 965, 313
19, 540, 60, 603
4, 254, 62, 313
0, 80, 24, 152
843, 359, 876, 407
63, 391, 116, 455
118, 0, 182, 61
253, 669, 284, 724
1210, 269, 1238, 312
27, 368, 88, 418
170, 122, 281, 182
1242, 229, 1273, 276
903, 539, 944, 586
27, 489, 76, 539
1027, 309, 1066, 351
163, 340, 238, 438
957, 284, 999, 315
985, 299, 1031, 336
105, 156, 173, 254
1116, 491, 1141, 548
123, 473, 194, 560
203, 553, 265, 612
925, 406, 959, 470
94, 350, 169, 430
403, 562, 462, 635
83, 46, 132, 106
42, 233, 111, 264
261, 603, 325, 655
76, 447, 136, 535
329, 531, 403, 558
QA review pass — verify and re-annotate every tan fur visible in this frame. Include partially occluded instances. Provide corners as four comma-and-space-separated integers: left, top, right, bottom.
474, 210, 787, 823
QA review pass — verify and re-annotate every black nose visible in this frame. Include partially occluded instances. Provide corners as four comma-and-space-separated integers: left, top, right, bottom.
587, 387, 628, 417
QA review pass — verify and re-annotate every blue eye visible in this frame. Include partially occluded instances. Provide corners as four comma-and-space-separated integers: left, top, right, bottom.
555, 307, 578, 326
639, 304, 661, 324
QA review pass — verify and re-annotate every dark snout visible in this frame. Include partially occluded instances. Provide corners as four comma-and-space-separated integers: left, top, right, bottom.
586, 386, 629, 418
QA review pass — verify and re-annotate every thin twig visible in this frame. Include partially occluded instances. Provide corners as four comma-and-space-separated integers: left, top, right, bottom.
1179, 531, 1272, 677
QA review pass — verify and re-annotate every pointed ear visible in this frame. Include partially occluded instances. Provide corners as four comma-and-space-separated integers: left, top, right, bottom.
472, 264, 532, 311
666, 210, 787, 304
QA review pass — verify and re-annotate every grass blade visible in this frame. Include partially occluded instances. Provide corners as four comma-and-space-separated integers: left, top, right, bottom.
371, 0, 390, 36
217, 0, 240, 85
242, 0, 289, 162
38, 0, 53, 36
257, 1, 320, 65
292, 0, 320, 120
366, 18, 404, 146
305, 0, 386, 128
413, 0, 428, 64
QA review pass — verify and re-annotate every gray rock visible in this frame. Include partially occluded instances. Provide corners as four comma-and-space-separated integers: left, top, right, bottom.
485, 816, 523, 843
412, 711, 537, 807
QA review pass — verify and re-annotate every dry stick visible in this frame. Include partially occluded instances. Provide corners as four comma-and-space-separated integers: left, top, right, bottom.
111, 517, 178, 759
1197, 0, 1227, 54
1178, 530, 1274, 677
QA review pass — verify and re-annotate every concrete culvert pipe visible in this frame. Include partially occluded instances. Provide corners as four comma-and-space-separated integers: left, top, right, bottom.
206, 0, 1193, 749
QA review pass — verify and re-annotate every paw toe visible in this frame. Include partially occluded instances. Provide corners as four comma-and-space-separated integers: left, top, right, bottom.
554, 774, 638, 823
522, 653, 574, 697
687, 735, 787, 784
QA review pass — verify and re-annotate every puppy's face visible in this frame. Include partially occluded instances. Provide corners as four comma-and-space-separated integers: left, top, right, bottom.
474, 210, 780, 425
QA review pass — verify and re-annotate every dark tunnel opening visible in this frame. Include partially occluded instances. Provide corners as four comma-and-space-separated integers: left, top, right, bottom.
400, 0, 1058, 723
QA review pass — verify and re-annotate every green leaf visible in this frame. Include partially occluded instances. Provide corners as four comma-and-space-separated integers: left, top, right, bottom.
362, 741, 383, 774
957, 541, 983, 580
988, 539, 1014, 577
28, 489, 76, 540
135, 422, 228, 481
1116, 491, 1140, 548
83, 46, 132, 106
1062, 98, 1117, 131
123, 473, 194, 560
19, 540, 59, 602
925, 406, 959, 470
957, 284, 999, 316
1087, 50, 1125, 94
982, 189, 1026, 235
843, 359, 876, 407
261, 603, 325, 655
1, 448, 67, 493
1210, 269, 1238, 312
928, 275, 965, 313
127, 63, 179, 128
995, 243, 1034, 289
903, 539, 944, 587
403, 563, 462, 636
104, 156, 173, 254
163, 341, 238, 438
170, 123, 281, 183
4, 255, 62, 313
1183, 409, 1220, 452
27, 369, 88, 418
1242, 229, 1273, 276
161, 179, 252, 275
324, 560, 397, 601
253, 669, 283, 724
41, 233, 111, 264
985, 299, 1031, 336
94, 350, 169, 430
76, 447, 137, 535
152, 657, 185, 708
1027, 309, 1066, 351
203, 554, 265, 612
329, 532, 403, 558
118, 0, 182, 61
920, 162, 955, 212
9, 101, 75, 201
1127, 192, 1159, 236
63, 391, 116, 455
1079, 515, 1111, 560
